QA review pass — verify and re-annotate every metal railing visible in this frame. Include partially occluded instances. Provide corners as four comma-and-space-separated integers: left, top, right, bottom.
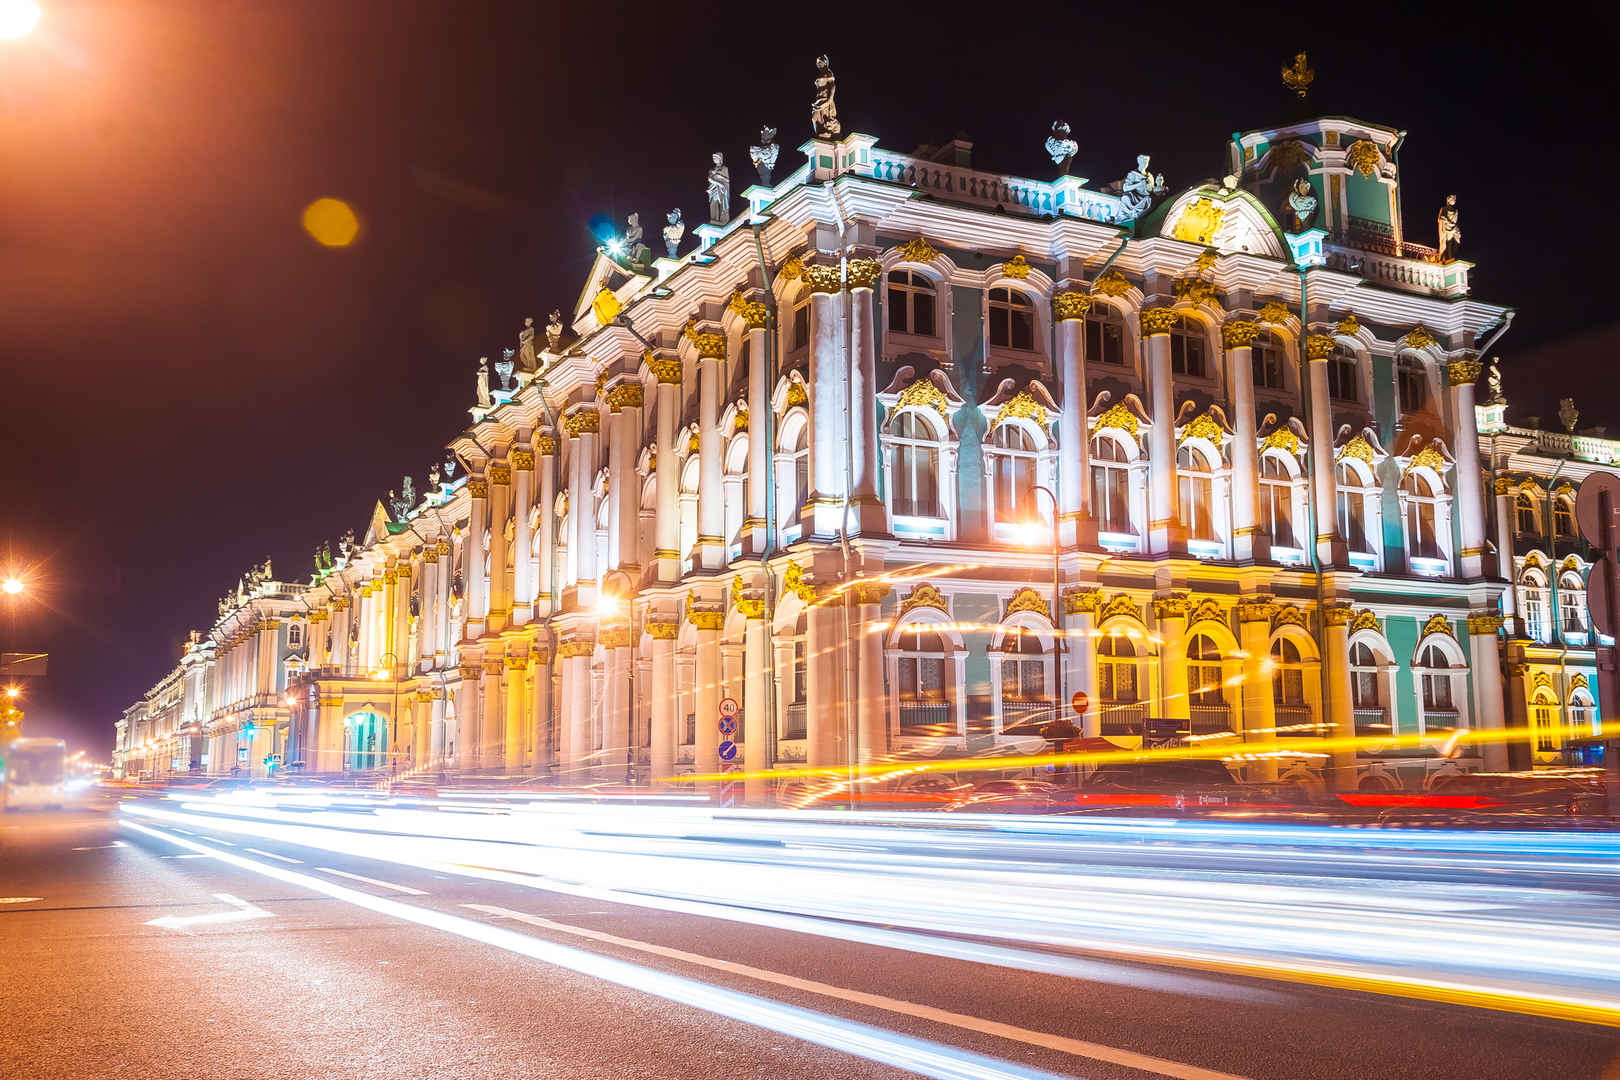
1188, 704, 1233, 735
1353, 707, 1392, 736
783, 702, 807, 740
1272, 704, 1324, 737
898, 701, 953, 735
1099, 703, 1145, 736
1001, 698, 1057, 730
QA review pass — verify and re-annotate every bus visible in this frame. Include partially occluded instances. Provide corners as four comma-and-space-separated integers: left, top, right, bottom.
2, 738, 69, 810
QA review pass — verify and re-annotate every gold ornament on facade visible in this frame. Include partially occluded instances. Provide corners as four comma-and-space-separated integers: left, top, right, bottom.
605, 383, 645, 412
1420, 614, 1457, 640
849, 581, 892, 606
899, 582, 948, 616
563, 411, 601, 436
687, 431, 701, 454
1305, 334, 1335, 362
1572, 673, 1589, 690
685, 591, 725, 631
778, 254, 806, 281
1097, 594, 1141, 624
1237, 597, 1276, 623
1052, 291, 1092, 322
802, 263, 843, 295
1193, 249, 1218, 275
785, 380, 808, 407
1262, 427, 1300, 455
1152, 593, 1190, 619
1090, 269, 1131, 298
489, 463, 512, 486
1178, 412, 1223, 446
647, 620, 679, 640
1335, 314, 1361, 337
1532, 670, 1554, 692
1271, 605, 1308, 631
1257, 302, 1291, 325
1345, 140, 1381, 178
1222, 321, 1259, 350
556, 640, 596, 659
458, 661, 483, 678
845, 259, 882, 290
1173, 277, 1218, 307
598, 628, 631, 649
1171, 198, 1225, 246
1005, 587, 1051, 620
504, 654, 530, 670
733, 405, 749, 433
648, 354, 683, 385
436, 540, 450, 555
1062, 588, 1101, 615
1139, 307, 1179, 336
784, 562, 821, 605
592, 286, 621, 326
1094, 402, 1140, 437
1323, 603, 1355, 627
1405, 446, 1446, 477
1349, 609, 1380, 634
467, 479, 489, 499
1403, 326, 1438, 350
1447, 359, 1482, 387
728, 292, 769, 328
731, 576, 766, 619
1187, 598, 1226, 629
690, 332, 727, 360
1467, 613, 1505, 635
896, 377, 950, 419
1000, 254, 1032, 280
990, 391, 1048, 431
1281, 51, 1315, 98
1336, 434, 1374, 464
535, 435, 558, 456
895, 237, 939, 265
512, 449, 536, 471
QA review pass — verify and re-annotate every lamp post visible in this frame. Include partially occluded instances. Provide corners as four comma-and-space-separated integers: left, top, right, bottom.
599, 569, 637, 786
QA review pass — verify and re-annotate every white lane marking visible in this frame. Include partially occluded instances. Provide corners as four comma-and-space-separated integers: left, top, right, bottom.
245, 847, 301, 864
145, 892, 272, 931
468, 904, 1250, 1080
122, 819, 1078, 1080
72, 842, 126, 850
201, 837, 235, 846
314, 867, 426, 895
0, 897, 42, 904
160, 854, 212, 860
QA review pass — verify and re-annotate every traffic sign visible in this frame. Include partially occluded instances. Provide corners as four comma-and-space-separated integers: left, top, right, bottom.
719, 697, 739, 718
1592, 558, 1616, 638
718, 740, 738, 761
1577, 474, 1620, 550
718, 716, 737, 737
1071, 690, 1089, 715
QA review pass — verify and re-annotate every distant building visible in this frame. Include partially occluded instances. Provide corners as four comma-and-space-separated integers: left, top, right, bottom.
115, 100, 1617, 793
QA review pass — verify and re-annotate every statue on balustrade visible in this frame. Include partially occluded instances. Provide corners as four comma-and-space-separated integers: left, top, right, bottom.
1118, 154, 1166, 221
811, 55, 840, 138
1437, 194, 1461, 261
475, 356, 491, 408
1286, 177, 1318, 231
750, 126, 780, 186
622, 212, 652, 270
1486, 360, 1504, 405
545, 309, 564, 351
1044, 121, 1078, 173
706, 153, 730, 224
663, 208, 685, 257
494, 348, 516, 391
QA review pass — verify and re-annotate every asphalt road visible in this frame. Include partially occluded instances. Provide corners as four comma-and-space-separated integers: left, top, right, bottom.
2, 792, 1618, 1080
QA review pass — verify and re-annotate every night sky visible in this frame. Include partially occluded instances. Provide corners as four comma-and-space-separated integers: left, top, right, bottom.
2, 0, 1616, 756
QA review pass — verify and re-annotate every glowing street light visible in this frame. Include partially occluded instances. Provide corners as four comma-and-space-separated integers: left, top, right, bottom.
2, 577, 23, 596
0, 0, 40, 40
5, 686, 18, 699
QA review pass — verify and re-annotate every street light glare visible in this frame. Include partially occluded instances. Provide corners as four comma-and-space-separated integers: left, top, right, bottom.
0, 0, 39, 40
5, 686, 18, 699
2, 577, 23, 595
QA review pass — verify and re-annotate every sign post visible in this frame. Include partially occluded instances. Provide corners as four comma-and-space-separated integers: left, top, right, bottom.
718, 697, 740, 807
1575, 474, 1620, 819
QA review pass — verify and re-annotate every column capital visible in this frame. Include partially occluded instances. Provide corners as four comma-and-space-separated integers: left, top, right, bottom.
563, 411, 600, 436
1447, 358, 1483, 386
536, 434, 558, 455
1467, 612, 1505, 635
683, 321, 727, 359
556, 640, 596, 659
845, 258, 882, 291
1236, 597, 1276, 623
1323, 602, 1355, 627
599, 627, 631, 649
728, 291, 770, 328
467, 478, 489, 499
606, 383, 645, 412
648, 353, 683, 384
646, 620, 679, 640
1061, 587, 1101, 615
489, 463, 512, 486
1222, 320, 1260, 349
1304, 334, 1335, 362
1151, 592, 1190, 619
1139, 307, 1178, 336
1052, 291, 1093, 322
803, 263, 843, 295
848, 581, 891, 606
512, 448, 536, 471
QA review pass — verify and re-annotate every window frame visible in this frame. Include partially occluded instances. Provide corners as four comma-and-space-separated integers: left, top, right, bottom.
886, 269, 938, 338
987, 287, 1037, 352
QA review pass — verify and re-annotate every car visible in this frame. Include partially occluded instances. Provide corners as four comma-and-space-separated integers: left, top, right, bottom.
1371, 771, 1610, 828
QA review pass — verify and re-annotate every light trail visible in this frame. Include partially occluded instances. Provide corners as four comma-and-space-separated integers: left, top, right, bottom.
120, 796, 1620, 1027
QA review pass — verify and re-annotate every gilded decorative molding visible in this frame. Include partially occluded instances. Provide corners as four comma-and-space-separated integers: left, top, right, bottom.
1000, 254, 1031, 280
1262, 427, 1300, 454
1062, 588, 1101, 615
1532, 670, 1554, 691
895, 236, 938, 264
556, 640, 596, 659
802, 263, 843, 295
896, 377, 950, 419
784, 562, 821, 605
504, 654, 530, 670
1170, 197, 1224, 245
1335, 314, 1360, 337
1222, 321, 1259, 349
1187, 598, 1226, 628
563, 411, 600, 436
685, 592, 725, 632
1236, 598, 1275, 623
414, 690, 436, 702
1090, 269, 1131, 297
1323, 603, 1355, 627
1052, 291, 1092, 322
489, 463, 512, 485
1257, 301, 1291, 325
733, 405, 749, 433
647, 620, 679, 640
1139, 307, 1178, 336
1345, 140, 1381, 178
592, 286, 621, 326
1420, 614, 1457, 640
899, 582, 948, 616
785, 381, 808, 407
1152, 593, 1190, 619
1097, 593, 1141, 623
687, 431, 701, 455
330, 597, 350, 611
1572, 673, 1589, 691
599, 628, 631, 649
436, 540, 450, 555
1193, 249, 1218, 274
1005, 587, 1051, 620
1404, 446, 1446, 477
1349, 609, 1380, 634
1271, 605, 1308, 631
778, 254, 806, 281
1173, 277, 1217, 307
1467, 613, 1504, 635
990, 391, 1048, 431
458, 661, 483, 678
1304, 334, 1335, 362
511, 449, 536, 471
1403, 325, 1438, 350
536, 435, 558, 455
728, 292, 769, 328
647, 354, 683, 385
467, 479, 489, 499
845, 259, 882, 290
731, 576, 765, 619
1094, 402, 1140, 437
1178, 412, 1223, 446
1336, 434, 1374, 464
849, 581, 892, 606
605, 383, 645, 412
690, 332, 727, 360
1447, 359, 1483, 387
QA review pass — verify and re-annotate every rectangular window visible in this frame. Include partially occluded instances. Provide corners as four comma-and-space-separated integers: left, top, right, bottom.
1328, 354, 1359, 402
1252, 346, 1286, 390
1093, 466, 1132, 534
1338, 490, 1368, 553
1171, 333, 1206, 378
1085, 316, 1124, 366
793, 303, 810, 351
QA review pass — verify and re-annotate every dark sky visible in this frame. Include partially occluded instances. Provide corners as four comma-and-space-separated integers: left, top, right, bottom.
3, 0, 1617, 755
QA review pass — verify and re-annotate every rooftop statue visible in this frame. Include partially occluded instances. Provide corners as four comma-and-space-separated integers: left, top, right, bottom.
1044, 121, 1078, 173
400, 475, 416, 512
663, 208, 685, 258
1486, 360, 1504, 405
1437, 194, 1461, 262
1281, 51, 1314, 98
442, 454, 458, 480
517, 316, 536, 370
339, 529, 354, 557
1560, 397, 1579, 434
707, 152, 731, 224
750, 126, 780, 186
1286, 177, 1318, 231
811, 55, 840, 138
427, 464, 441, 489
494, 348, 516, 391
622, 212, 652, 269
475, 356, 491, 408
1118, 154, 1166, 222
545, 309, 564, 351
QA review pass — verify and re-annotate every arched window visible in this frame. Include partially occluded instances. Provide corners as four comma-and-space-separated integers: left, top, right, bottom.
1418, 644, 1457, 723
1560, 572, 1586, 633
1251, 330, 1287, 391
1569, 691, 1598, 740
1404, 471, 1443, 561
988, 288, 1035, 350
1397, 356, 1428, 414
1350, 642, 1382, 713
1555, 497, 1576, 539
896, 623, 949, 733
1187, 634, 1226, 731
786, 611, 808, 739
1328, 344, 1360, 403
999, 627, 1051, 721
1176, 444, 1216, 541
1335, 461, 1375, 555
1098, 634, 1137, 704
1085, 304, 1126, 366
1270, 638, 1306, 710
1515, 494, 1539, 535
1170, 316, 1208, 378
1260, 453, 1297, 549
791, 424, 810, 518
988, 424, 1038, 524
887, 270, 936, 336
1531, 689, 1560, 753
1092, 435, 1134, 535
889, 411, 941, 518
1520, 568, 1548, 642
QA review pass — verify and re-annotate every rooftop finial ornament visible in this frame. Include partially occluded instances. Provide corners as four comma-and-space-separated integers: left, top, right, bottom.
1282, 51, 1314, 99
1045, 121, 1078, 173
811, 55, 840, 138
750, 126, 780, 186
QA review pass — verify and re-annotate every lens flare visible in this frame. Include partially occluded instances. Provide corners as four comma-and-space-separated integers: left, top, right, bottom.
0, 0, 40, 40
301, 198, 361, 248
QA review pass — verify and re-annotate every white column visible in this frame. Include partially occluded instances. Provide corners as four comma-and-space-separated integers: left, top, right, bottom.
695, 333, 727, 570
513, 445, 535, 623
743, 608, 769, 803
570, 414, 600, 590
1141, 308, 1178, 554
847, 260, 885, 534
805, 265, 847, 537
855, 587, 888, 763
487, 464, 512, 632
1055, 293, 1092, 547
650, 621, 677, 780
1448, 359, 1486, 579
606, 405, 628, 570
693, 612, 722, 775
467, 477, 490, 637
536, 435, 557, 617
651, 360, 682, 582
1470, 614, 1509, 771
806, 599, 845, 769
1225, 322, 1261, 561
1304, 334, 1343, 567
613, 384, 644, 572
744, 319, 771, 554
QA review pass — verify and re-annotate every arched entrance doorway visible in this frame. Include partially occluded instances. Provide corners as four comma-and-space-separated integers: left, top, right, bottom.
343, 710, 389, 773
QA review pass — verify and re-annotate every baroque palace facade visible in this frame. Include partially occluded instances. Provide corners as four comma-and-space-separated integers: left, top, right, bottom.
114, 101, 1618, 794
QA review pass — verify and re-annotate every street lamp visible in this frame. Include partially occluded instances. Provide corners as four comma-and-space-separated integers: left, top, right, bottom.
0, 0, 40, 41
599, 569, 637, 786
1, 578, 22, 596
